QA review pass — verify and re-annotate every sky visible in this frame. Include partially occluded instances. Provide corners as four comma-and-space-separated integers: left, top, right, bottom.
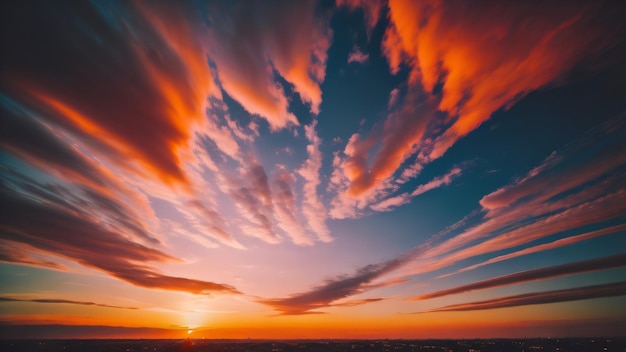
1, 0, 626, 339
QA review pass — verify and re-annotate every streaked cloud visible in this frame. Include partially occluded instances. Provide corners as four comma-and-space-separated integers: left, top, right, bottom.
2, 1, 217, 188
204, 1, 331, 128
298, 121, 332, 242
0, 297, 138, 310
336, 0, 624, 200
370, 167, 462, 212
259, 256, 409, 315
0, 0, 624, 335
440, 223, 626, 279
0, 173, 239, 295
412, 253, 626, 301
422, 281, 626, 313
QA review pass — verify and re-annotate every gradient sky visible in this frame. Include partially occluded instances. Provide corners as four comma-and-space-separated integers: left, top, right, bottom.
1, 0, 626, 339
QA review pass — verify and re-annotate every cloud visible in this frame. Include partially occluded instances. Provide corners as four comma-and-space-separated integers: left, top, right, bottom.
204, 1, 331, 129
0, 297, 138, 310
236, 165, 281, 243
409, 186, 626, 277
273, 168, 314, 246
370, 167, 462, 212
325, 120, 626, 306
333, 297, 385, 307
412, 253, 626, 301
259, 256, 408, 315
0, 180, 239, 295
422, 281, 626, 313
440, 223, 626, 279
393, 120, 626, 276
347, 45, 369, 64
337, 0, 385, 33
338, 0, 624, 197
298, 121, 332, 242
0, 240, 67, 271
340, 86, 433, 197
479, 121, 626, 211
0, 2, 263, 253
369, 194, 410, 213
1, 1, 217, 188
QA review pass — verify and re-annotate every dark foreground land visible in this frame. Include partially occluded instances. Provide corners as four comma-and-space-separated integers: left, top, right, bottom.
1, 338, 625, 352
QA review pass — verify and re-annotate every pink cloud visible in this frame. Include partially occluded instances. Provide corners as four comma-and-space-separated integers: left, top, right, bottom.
274, 168, 314, 246
370, 167, 462, 212
298, 121, 332, 242
440, 223, 626, 278
411, 167, 461, 197
347, 45, 369, 64
205, 1, 331, 129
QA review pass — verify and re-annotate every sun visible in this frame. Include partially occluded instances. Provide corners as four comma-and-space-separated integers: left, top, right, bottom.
188, 329, 193, 335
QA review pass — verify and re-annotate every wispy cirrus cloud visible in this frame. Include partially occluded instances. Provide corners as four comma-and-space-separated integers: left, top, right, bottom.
298, 121, 332, 242
0, 0, 342, 285
258, 255, 411, 315
2, 1, 217, 188
273, 119, 626, 314
370, 167, 462, 212
0, 297, 138, 310
412, 253, 626, 301
392, 118, 626, 278
439, 223, 626, 279
204, 1, 332, 129
334, 0, 624, 201
273, 168, 314, 246
0, 170, 239, 295
420, 281, 626, 313
0, 1, 253, 252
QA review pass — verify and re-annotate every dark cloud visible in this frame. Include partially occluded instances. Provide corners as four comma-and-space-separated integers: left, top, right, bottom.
0, 103, 108, 190
1, 0, 212, 186
421, 281, 626, 313
259, 257, 406, 315
0, 181, 239, 295
413, 253, 626, 300
0, 240, 67, 271
0, 297, 138, 310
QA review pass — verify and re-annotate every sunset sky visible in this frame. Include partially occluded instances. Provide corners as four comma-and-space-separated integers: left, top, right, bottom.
1, 0, 626, 339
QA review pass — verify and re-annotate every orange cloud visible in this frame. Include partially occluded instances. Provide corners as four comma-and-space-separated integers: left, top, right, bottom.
0, 182, 239, 295
2, 1, 215, 189
204, 1, 331, 130
343, 0, 624, 197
